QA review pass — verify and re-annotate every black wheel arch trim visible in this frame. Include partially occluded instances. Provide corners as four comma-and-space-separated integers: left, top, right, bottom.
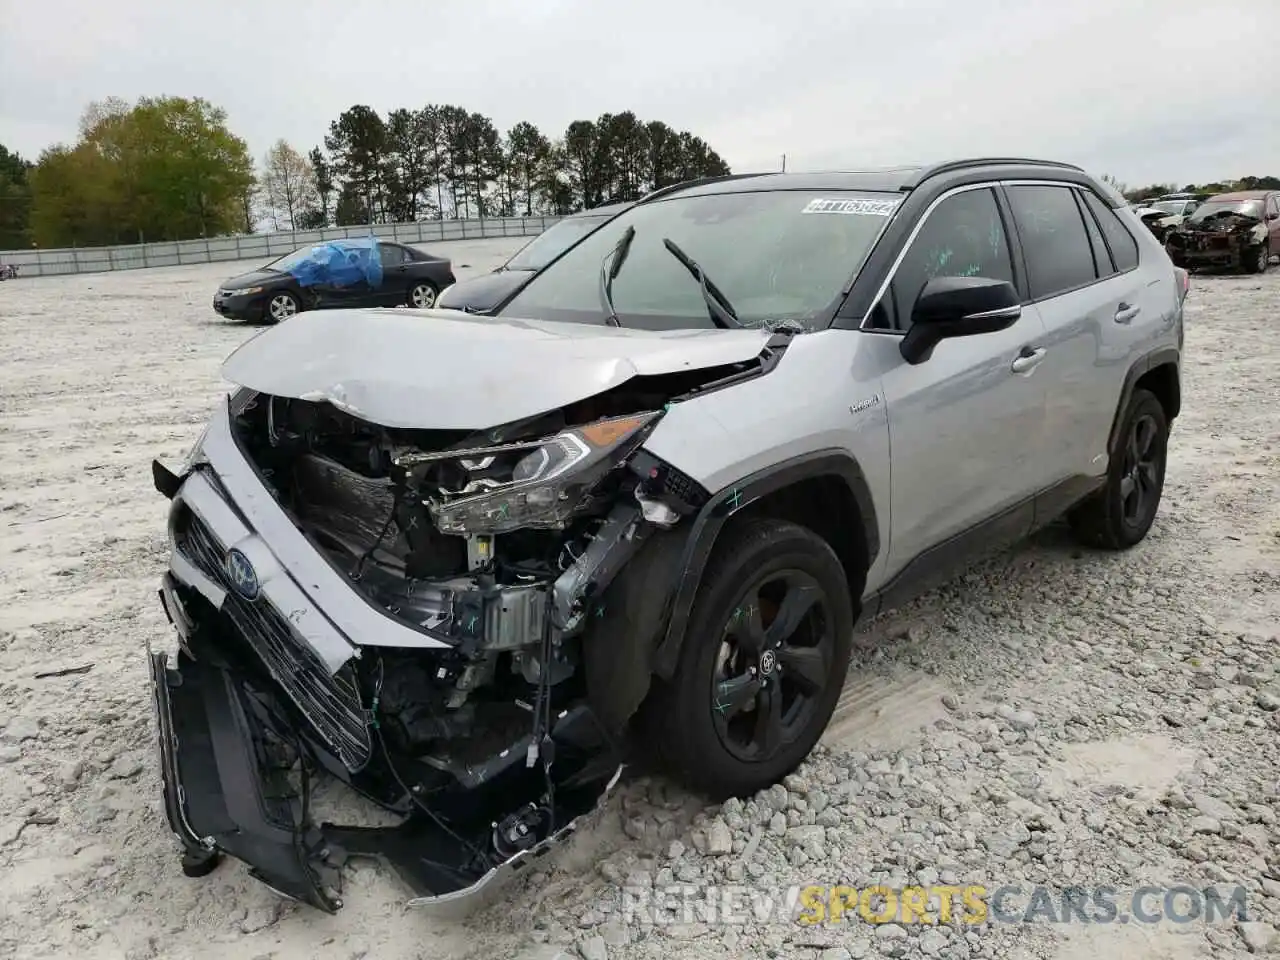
1106, 346, 1180, 459
650, 449, 879, 679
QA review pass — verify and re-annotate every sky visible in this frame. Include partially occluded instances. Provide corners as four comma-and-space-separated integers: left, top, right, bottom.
1, 0, 1276, 191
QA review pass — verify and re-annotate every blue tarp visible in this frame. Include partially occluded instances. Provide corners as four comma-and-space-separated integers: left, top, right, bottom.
287, 237, 383, 289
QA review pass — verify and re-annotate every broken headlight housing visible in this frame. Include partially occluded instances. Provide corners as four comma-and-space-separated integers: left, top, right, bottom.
426, 412, 659, 535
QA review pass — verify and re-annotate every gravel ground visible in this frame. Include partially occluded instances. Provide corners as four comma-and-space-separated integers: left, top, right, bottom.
0, 252, 1277, 960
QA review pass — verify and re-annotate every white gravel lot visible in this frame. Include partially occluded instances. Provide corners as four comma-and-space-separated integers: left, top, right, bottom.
0, 249, 1277, 960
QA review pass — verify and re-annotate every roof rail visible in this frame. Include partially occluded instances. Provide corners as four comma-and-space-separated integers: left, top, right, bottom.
638, 172, 773, 204
913, 157, 1086, 186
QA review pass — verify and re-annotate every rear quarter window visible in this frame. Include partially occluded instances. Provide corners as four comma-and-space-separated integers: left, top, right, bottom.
1081, 190, 1140, 272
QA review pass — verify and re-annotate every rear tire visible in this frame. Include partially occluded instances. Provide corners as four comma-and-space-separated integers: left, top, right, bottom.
407, 282, 438, 309
1068, 388, 1169, 550
639, 518, 854, 799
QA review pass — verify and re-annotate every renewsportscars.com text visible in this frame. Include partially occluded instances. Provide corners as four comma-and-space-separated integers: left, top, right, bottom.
619, 883, 1251, 927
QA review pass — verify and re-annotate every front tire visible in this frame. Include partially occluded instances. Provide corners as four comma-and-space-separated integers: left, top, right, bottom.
1068, 388, 1169, 550
264, 291, 301, 324
407, 282, 438, 309
1243, 243, 1270, 274
641, 518, 854, 799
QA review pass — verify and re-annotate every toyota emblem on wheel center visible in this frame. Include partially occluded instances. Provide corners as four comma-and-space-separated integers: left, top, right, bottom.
224, 548, 260, 601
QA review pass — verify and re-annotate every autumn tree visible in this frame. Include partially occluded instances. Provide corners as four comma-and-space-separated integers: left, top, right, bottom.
260, 140, 318, 230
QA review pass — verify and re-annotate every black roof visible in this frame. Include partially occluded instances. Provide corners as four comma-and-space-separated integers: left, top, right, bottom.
640, 158, 1094, 201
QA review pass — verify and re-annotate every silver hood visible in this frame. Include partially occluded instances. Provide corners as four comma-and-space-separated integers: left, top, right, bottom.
221, 308, 775, 429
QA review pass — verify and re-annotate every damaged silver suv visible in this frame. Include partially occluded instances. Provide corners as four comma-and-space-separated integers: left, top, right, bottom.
148, 159, 1185, 914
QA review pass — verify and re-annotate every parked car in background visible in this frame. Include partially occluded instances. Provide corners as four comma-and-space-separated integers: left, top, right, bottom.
213, 238, 455, 323
1135, 198, 1200, 243
436, 202, 632, 314
0, 262, 17, 280
147, 158, 1184, 915
1165, 191, 1280, 273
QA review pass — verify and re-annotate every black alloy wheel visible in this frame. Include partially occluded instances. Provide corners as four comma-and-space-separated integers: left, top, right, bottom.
710, 570, 835, 763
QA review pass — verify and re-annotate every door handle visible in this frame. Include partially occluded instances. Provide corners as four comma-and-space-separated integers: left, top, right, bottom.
1010, 346, 1047, 374
1114, 303, 1141, 324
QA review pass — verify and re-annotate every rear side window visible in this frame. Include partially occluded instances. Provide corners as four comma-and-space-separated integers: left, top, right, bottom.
1006, 185, 1097, 299
1081, 190, 1140, 272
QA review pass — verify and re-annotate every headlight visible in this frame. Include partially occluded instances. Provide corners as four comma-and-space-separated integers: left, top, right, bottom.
426, 413, 659, 534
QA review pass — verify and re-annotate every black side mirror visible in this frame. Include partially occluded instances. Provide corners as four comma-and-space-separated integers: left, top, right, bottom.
900, 276, 1022, 365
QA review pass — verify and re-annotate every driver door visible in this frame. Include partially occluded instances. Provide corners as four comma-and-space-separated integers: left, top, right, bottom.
871, 186, 1050, 578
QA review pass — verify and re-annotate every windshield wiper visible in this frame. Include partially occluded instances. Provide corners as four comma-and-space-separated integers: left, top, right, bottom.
660, 238, 743, 329
598, 225, 636, 327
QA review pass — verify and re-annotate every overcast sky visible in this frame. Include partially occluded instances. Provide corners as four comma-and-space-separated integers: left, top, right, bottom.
1, 0, 1275, 190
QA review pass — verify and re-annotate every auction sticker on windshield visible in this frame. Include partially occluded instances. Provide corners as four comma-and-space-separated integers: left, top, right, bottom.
803, 197, 902, 216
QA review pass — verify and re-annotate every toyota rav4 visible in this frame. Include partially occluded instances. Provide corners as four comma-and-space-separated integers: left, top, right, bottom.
147, 158, 1185, 915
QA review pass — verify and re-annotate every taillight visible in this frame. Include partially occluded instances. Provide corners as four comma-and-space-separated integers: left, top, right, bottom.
1174, 267, 1190, 302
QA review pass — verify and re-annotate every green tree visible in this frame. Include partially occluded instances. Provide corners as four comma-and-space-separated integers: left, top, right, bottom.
309, 146, 335, 225
0, 144, 34, 249
28, 96, 253, 246
324, 106, 388, 222
383, 108, 434, 221
505, 121, 551, 216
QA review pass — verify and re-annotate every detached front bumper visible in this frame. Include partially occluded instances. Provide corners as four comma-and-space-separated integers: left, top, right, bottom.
150, 572, 623, 915
149, 613, 343, 910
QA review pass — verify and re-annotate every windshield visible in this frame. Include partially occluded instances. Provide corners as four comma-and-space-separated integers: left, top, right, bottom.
497, 189, 900, 331
1146, 201, 1188, 215
265, 243, 358, 272
1188, 199, 1264, 223
503, 215, 612, 271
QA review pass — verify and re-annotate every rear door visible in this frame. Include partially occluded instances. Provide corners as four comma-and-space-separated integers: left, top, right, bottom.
373, 243, 413, 305
1003, 183, 1149, 490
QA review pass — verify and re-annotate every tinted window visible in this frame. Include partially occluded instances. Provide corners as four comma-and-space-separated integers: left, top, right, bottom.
887, 187, 1014, 329
1007, 185, 1098, 299
379, 244, 409, 267
500, 190, 898, 331
1081, 190, 1139, 272
1267, 196, 1280, 217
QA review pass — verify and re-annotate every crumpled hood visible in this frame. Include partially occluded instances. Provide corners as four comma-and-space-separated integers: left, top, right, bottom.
221, 308, 775, 430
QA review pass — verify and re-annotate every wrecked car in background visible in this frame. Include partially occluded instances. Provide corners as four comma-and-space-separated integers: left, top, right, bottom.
1166, 191, 1280, 273
212, 236, 456, 323
147, 159, 1184, 916
1135, 197, 1200, 244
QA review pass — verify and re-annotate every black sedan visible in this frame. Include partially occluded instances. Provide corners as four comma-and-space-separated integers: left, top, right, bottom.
213, 239, 456, 323
436, 203, 630, 314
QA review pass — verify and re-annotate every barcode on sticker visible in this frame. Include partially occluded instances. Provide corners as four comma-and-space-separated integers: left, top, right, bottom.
802, 198, 902, 216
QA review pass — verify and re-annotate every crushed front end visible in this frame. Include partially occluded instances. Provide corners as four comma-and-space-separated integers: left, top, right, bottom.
1166, 213, 1268, 271
145, 370, 734, 912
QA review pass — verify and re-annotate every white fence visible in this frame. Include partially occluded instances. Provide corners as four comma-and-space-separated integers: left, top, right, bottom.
0, 217, 563, 278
